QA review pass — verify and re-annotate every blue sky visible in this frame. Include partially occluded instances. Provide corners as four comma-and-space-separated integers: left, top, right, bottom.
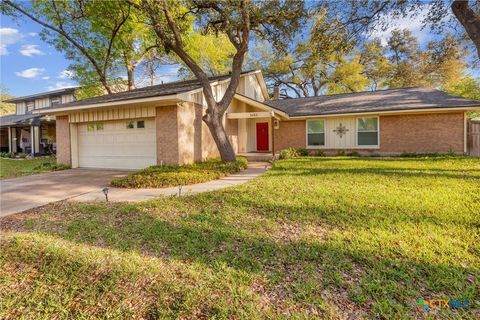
1, 6, 478, 98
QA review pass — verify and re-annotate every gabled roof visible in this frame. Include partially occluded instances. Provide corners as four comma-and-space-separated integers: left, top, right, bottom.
265, 88, 480, 117
5, 87, 77, 103
36, 70, 258, 112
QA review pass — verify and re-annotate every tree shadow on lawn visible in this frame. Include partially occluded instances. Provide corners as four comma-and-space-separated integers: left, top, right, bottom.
1, 202, 478, 319
269, 165, 480, 181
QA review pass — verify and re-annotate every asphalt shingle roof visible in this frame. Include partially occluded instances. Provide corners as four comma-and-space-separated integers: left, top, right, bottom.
265, 88, 480, 117
40, 72, 254, 110
0, 114, 42, 127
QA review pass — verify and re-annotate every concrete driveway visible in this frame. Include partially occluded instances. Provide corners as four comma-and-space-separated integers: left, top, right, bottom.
0, 169, 129, 217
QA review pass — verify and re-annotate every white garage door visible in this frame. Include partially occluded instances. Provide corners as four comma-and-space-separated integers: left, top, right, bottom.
78, 118, 156, 169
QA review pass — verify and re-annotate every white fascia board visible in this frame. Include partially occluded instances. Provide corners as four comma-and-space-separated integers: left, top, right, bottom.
33, 94, 181, 114
233, 93, 289, 119
254, 71, 270, 100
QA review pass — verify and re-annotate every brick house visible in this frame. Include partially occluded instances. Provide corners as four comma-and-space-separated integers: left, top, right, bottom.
28, 70, 479, 169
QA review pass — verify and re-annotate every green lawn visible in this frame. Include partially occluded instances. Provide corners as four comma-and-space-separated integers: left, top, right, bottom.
111, 157, 248, 188
0, 156, 479, 319
0, 157, 69, 179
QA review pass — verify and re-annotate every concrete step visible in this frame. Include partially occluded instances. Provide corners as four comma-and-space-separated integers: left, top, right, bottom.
238, 153, 276, 162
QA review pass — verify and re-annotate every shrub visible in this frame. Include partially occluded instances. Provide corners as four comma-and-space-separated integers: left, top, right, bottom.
279, 148, 300, 159
0, 152, 14, 158
111, 157, 248, 189
346, 151, 360, 156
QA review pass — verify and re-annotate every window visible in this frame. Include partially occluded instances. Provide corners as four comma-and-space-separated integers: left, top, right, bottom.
307, 120, 325, 146
96, 123, 104, 130
51, 96, 61, 106
126, 121, 135, 129
87, 124, 95, 132
16, 103, 26, 115
26, 101, 35, 113
136, 120, 145, 129
357, 117, 379, 146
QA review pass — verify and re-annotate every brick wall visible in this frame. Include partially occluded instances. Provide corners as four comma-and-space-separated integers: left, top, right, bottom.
273, 120, 306, 151
155, 105, 179, 165
56, 115, 71, 166
273, 112, 465, 155
379, 112, 464, 154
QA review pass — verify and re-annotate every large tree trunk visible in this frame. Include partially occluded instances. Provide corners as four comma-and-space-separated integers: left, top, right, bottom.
452, 0, 480, 59
204, 110, 236, 162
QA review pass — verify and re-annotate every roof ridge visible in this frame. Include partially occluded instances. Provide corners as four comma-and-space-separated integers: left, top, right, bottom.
269, 87, 436, 102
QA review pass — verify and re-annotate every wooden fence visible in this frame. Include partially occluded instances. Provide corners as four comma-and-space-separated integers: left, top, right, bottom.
467, 120, 480, 157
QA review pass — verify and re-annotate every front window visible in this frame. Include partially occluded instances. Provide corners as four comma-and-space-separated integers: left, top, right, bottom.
26, 101, 34, 112
51, 96, 61, 106
357, 117, 378, 146
307, 120, 325, 146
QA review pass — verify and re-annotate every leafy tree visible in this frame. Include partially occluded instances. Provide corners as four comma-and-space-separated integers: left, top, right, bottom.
359, 39, 392, 90
0, 85, 15, 116
131, 0, 306, 162
3, 0, 161, 94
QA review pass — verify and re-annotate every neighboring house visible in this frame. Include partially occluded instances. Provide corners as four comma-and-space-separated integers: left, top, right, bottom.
0, 88, 76, 154
30, 70, 479, 170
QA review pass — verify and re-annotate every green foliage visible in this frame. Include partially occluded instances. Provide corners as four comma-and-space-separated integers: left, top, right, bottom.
0, 85, 15, 115
279, 148, 309, 159
178, 33, 236, 78
0, 152, 14, 158
111, 157, 248, 188
1, 157, 479, 318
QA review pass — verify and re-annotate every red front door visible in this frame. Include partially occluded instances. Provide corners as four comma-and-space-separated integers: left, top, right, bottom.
256, 122, 269, 151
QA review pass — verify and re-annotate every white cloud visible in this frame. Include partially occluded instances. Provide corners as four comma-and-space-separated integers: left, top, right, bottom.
15, 67, 45, 79
366, 5, 449, 46
42, 76, 50, 80
28, 32, 37, 37
47, 81, 74, 91
58, 69, 75, 79
19, 44, 45, 56
0, 28, 23, 55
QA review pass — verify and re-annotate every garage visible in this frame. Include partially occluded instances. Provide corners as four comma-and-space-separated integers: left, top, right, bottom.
77, 118, 156, 170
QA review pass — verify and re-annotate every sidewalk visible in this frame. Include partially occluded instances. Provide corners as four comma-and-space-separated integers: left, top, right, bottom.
70, 162, 270, 202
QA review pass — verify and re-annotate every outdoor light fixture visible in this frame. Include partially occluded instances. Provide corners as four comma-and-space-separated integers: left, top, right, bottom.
102, 187, 109, 202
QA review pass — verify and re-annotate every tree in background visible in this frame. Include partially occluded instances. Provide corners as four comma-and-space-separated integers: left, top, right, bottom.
359, 39, 392, 90
0, 85, 15, 116
3, 0, 161, 94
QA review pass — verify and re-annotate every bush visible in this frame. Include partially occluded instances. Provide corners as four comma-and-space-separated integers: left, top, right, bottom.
111, 157, 248, 189
0, 152, 14, 158
279, 148, 300, 159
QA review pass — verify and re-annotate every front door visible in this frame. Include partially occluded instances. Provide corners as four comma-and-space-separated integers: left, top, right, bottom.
256, 122, 269, 151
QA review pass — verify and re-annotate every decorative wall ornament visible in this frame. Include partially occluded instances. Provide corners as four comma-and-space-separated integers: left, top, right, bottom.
333, 123, 349, 138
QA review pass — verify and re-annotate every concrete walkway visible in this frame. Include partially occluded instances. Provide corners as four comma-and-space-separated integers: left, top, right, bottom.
71, 162, 270, 202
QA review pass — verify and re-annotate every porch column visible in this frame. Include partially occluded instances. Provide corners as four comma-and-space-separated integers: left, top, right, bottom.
271, 116, 275, 157
7, 127, 12, 153
11, 128, 17, 153
30, 125, 40, 156
30, 125, 35, 156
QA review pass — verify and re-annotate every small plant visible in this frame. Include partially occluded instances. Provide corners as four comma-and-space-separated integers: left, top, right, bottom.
279, 148, 299, 159
336, 150, 346, 156
0, 152, 14, 158
346, 151, 360, 157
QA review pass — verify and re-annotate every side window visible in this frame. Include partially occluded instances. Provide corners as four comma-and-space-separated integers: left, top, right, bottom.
137, 120, 145, 129
87, 124, 95, 132
96, 123, 104, 130
126, 121, 135, 129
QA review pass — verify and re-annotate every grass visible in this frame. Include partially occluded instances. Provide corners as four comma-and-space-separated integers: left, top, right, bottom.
110, 157, 248, 188
0, 156, 479, 319
0, 157, 69, 179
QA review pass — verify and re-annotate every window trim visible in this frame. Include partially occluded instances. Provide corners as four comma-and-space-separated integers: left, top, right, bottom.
306, 119, 326, 149
356, 116, 380, 147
